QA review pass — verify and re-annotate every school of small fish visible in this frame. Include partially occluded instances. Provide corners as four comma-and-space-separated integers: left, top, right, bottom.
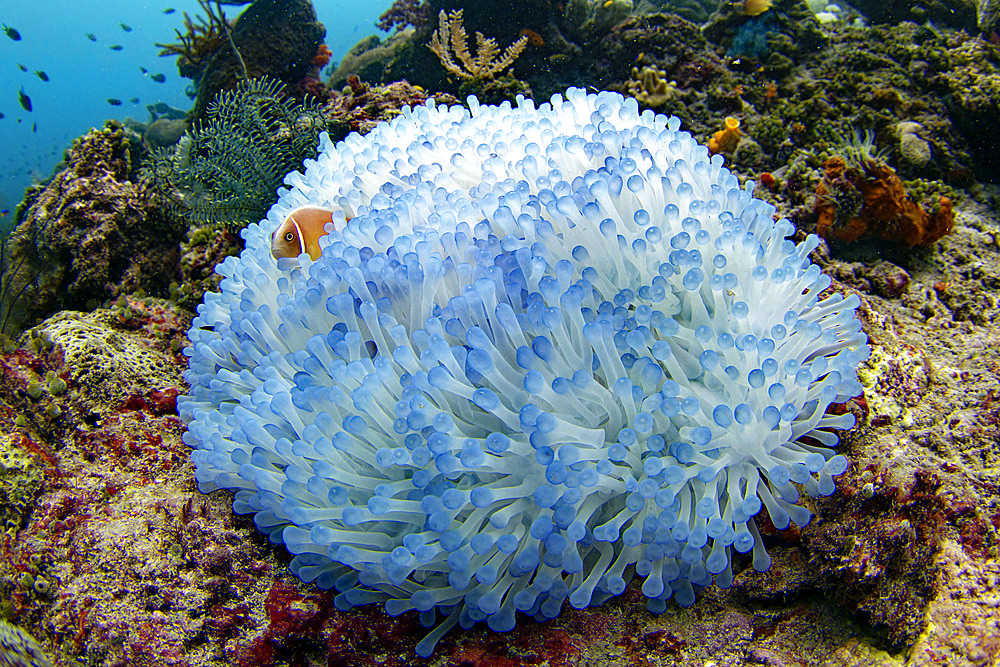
1, 12, 178, 126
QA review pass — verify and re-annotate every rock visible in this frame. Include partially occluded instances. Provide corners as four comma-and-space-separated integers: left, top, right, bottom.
193, 0, 325, 119
144, 117, 188, 149
26, 299, 189, 412
849, 0, 977, 30
0, 122, 186, 337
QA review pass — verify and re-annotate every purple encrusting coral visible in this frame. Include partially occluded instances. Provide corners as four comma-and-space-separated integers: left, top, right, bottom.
178, 88, 870, 656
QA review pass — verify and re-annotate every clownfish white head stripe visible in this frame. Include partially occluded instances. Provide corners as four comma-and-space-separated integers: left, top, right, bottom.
270, 205, 344, 261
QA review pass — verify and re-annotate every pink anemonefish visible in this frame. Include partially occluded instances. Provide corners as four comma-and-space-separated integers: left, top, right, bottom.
270, 205, 347, 260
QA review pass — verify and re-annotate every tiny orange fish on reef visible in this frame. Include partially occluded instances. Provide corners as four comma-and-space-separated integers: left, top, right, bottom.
736, 0, 773, 16
270, 205, 347, 260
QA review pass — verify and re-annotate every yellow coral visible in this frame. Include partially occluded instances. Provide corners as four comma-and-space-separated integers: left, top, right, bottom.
708, 116, 741, 154
428, 9, 528, 82
625, 66, 677, 108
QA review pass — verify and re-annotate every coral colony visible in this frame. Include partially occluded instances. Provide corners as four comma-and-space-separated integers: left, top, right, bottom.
179, 89, 869, 656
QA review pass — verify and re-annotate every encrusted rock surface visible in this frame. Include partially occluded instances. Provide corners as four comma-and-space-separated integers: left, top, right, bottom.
0, 122, 185, 338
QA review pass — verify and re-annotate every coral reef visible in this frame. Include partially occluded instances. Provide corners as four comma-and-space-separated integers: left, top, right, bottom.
3, 0, 1000, 664
143, 77, 328, 230
326, 76, 457, 136
428, 9, 531, 102
599, 12, 725, 90
0, 122, 185, 338
1, 142, 997, 667
849, 0, 978, 31
29, 305, 187, 411
327, 31, 416, 91
702, 0, 827, 77
932, 35, 1000, 179
815, 155, 955, 246
378, 0, 431, 33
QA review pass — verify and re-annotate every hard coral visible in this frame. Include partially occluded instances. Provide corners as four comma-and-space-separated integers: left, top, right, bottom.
815, 156, 954, 246
181, 89, 869, 656
624, 66, 678, 108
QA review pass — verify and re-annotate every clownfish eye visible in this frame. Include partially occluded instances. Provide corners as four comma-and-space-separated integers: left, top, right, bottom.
284, 231, 295, 242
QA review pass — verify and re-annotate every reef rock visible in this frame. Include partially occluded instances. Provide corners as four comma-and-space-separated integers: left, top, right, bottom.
193, 0, 325, 119
849, 0, 978, 30
0, 122, 185, 338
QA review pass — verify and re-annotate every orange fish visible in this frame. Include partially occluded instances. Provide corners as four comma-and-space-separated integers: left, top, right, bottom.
270, 205, 342, 260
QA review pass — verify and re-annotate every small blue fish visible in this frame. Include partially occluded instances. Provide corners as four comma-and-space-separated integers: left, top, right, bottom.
107, 98, 122, 106
163, 7, 175, 14
3, 25, 21, 41
120, 22, 132, 32
35, 70, 49, 82
86, 32, 97, 41
109, 44, 123, 51
150, 73, 166, 83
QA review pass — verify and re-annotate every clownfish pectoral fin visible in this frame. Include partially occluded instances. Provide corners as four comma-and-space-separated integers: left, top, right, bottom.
270, 205, 338, 261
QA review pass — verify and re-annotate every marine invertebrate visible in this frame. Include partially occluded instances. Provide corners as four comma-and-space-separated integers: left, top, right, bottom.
815, 155, 954, 246
625, 66, 678, 108
180, 89, 868, 656
144, 77, 327, 229
0, 618, 51, 667
428, 9, 528, 82
156, 0, 231, 81
709, 116, 742, 154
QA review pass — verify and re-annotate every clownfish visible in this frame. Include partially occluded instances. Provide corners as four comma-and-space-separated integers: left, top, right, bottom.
270, 205, 343, 260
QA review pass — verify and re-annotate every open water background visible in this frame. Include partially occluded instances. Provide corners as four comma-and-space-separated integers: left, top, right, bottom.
0, 0, 389, 236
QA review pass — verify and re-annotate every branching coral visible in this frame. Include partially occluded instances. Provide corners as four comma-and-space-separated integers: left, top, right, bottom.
181, 89, 869, 656
428, 9, 528, 82
143, 76, 327, 229
155, 0, 232, 81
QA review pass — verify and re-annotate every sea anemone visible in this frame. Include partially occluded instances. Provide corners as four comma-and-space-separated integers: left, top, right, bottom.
179, 88, 868, 656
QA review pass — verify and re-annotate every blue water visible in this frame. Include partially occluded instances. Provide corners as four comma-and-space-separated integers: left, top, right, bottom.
0, 0, 389, 235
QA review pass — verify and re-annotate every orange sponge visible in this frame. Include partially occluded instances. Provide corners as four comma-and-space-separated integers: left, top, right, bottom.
708, 117, 741, 155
